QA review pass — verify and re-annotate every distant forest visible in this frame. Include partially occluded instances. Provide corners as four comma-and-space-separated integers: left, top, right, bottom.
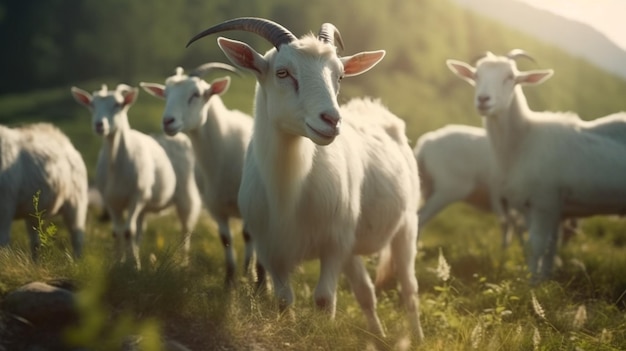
1, 0, 625, 138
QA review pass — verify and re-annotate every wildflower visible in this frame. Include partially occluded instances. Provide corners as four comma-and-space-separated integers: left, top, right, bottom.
531, 291, 545, 319
533, 326, 541, 351
436, 247, 451, 282
470, 323, 483, 349
573, 305, 587, 330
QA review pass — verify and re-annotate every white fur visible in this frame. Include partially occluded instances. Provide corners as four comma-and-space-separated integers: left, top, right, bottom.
0, 123, 88, 258
414, 124, 523, 245
71, 84, 201, 268
140, 66, 255, 286
213, 31, 423, 340
447, 52, 626, 282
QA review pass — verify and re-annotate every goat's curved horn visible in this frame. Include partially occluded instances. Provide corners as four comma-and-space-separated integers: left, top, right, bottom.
189, 62, 240, 77
187, 17, 297, 51
506, 49, 536, 63
317, 23, 344, 52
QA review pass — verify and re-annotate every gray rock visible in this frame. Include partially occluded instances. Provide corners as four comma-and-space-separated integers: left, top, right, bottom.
2, 281, 77, 327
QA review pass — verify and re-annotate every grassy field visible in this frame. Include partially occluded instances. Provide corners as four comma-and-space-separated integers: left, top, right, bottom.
1, 57, 625, 349
1, 198, 625, 350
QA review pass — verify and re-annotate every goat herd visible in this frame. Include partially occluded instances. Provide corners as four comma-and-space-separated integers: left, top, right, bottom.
2, 17, 626, 343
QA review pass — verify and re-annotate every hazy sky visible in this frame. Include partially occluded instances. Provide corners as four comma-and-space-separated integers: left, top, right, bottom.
519, 0, 626, 51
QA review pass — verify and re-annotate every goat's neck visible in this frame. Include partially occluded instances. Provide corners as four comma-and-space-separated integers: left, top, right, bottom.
103, 119, 130, 171
253, 98, 315, 213
187, 97, 227, 181
484, 86, 531, 171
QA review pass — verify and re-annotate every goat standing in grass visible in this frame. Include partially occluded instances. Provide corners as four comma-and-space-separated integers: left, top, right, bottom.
447, 50, 626, 283
0, 123, 88, 259
71, 84, 201, 269
141, 64, 263, 287
187, 17, 424, 342
414, 124, 524, 247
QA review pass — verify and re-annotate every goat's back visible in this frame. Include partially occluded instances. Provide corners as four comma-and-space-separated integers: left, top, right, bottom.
504, 111, 626, 216
414, 125, 493, 208
0, 123, 88, 218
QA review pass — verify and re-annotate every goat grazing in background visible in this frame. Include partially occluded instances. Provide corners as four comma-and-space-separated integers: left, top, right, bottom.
447, 50, 626, 283
187, 17, 424, 342
71, 84, 201, 269
140, 63, 262, 287
0, 123, 88, 259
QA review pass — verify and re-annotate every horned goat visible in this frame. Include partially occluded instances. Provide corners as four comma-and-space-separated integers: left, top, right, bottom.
0, 123, 88, 259
71, 84, 201, 269
186, 17, 424, 342
446, 50, 626, 283
140, 63, 262, 286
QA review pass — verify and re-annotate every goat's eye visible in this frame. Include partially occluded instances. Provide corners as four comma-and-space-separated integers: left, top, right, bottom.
338, 75, 344, 83
276, 69, 289, 78
188, 92, 200, 104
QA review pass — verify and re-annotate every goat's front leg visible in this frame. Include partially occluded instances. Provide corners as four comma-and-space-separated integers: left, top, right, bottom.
175, 192, 200, 267
124, 199, 146, 270
527, 205, 561, 284
268, 266, 294, 314
108, 207, 126, 263
315, 253, 343, 317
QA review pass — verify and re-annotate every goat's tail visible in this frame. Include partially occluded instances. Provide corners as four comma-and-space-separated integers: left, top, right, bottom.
374, 245, 397, 293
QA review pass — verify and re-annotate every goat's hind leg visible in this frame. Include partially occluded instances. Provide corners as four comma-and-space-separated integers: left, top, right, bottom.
418, 191, 465, 232
343, 256, 385, 338
217, 218, 237, 287
242, 224, 266, 291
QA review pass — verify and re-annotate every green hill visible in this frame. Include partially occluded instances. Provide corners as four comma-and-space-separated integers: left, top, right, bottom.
1, 0, 625, 179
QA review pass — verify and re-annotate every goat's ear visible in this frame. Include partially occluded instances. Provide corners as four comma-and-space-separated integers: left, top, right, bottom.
207, 76, 231, 98
71, 87, 93, 108
341, 50, 385, 77
446, 60, 476, 85
516, 69, 554, 86
217, 37, 268, 78
121, 87, 139, 107
140, 82, 166, 100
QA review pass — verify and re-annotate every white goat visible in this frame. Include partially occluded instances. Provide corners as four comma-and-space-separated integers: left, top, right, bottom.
414, 124, 523, 246
187, 18, 424, 341
140, 64, 261, 286
71, 84, 201, 268
0, 123, 88, 259
446, 50, 626, 282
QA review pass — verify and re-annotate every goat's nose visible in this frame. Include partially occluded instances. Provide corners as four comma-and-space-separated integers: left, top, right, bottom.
320, 112, 340, 128
163, 116, 176, 127
477, 95, 490, 104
